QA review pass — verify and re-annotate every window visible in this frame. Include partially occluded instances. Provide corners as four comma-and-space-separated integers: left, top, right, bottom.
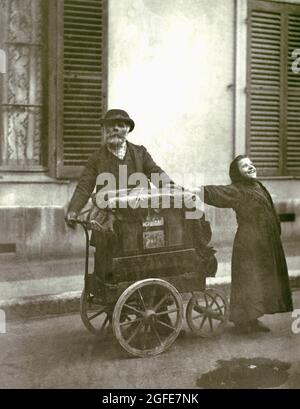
57, 0, 108, 179
0, 0, 107, 177
50, 0, 108, 179
0, 0, 48, 171
247, 0, 300, 176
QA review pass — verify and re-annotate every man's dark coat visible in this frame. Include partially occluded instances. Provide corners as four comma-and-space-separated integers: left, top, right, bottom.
68, 141, 172, 214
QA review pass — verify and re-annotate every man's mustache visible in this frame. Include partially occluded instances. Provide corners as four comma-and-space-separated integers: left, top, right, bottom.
106, 135, 126, 146
107, 134, 125, 140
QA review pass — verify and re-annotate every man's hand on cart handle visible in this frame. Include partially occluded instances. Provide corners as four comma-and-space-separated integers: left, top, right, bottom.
65, 210, 78, 229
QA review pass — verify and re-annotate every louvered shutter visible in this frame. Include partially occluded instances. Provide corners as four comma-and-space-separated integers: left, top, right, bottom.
247, 2, 282, 176
287, 13, 300, 175
247, 0, 300, 177
57, 0, 108, 179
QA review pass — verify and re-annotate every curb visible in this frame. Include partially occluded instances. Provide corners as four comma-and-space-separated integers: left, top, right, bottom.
0, 291, 81, 321
1, 275, 300, 321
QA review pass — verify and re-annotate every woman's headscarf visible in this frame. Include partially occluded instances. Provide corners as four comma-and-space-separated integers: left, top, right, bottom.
229, 154, 249, 183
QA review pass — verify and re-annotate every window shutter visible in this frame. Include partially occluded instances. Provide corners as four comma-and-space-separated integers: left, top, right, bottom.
57, 0, 107, 179
287, 13, 300, 175
247, 0, 300, 177
247, 3, 282, 176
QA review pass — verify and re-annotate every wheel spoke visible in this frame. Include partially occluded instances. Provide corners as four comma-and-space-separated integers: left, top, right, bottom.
148, 285, 157, 308
199, 315, 207, 329
150, 323, 163, 345
100, 315, 110, 331
192, 313, 203, 321
214, 298, 224, 315
137, 289, 147, 311
153, 293, 170, 312
119, 317, 142, 327
125, 322, 144, 344
156, 320, 175, 331
155, 309, 170, 316
156, 308, 179, 316
123, 303, 143, 315
208, 296, 216, 308
88, 309, 106, 321
141, 323, 148, 349
168, 308, 180, 315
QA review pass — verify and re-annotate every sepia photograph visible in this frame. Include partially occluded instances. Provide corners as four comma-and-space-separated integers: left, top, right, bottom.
0, 0, 300, 391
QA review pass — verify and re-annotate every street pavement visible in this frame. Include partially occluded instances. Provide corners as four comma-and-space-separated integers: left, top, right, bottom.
0, 290, 299, 389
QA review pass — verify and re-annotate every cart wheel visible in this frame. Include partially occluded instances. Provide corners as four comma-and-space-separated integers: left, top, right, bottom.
186, 289, 229, 338
112, 278, 183, 357
80, 288, 113, 340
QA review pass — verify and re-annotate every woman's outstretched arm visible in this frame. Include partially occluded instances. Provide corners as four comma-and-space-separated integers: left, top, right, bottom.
203, 184, 240, 209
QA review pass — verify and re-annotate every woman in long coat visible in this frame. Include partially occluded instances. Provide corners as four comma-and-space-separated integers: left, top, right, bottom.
203, 155, 293, 333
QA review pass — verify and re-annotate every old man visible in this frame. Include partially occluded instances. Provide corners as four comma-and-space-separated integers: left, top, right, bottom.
65, 109, 174, 283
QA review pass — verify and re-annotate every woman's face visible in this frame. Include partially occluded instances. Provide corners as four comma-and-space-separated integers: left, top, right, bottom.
237, 157, 257, 180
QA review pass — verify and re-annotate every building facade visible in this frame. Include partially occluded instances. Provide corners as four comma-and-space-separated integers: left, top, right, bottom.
0, 0, 299, 260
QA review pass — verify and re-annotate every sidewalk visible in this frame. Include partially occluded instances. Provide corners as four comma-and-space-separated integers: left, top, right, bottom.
0, 242, 299, 320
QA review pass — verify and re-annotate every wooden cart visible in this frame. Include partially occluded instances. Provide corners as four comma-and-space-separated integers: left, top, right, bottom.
74, 189, 229, 357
